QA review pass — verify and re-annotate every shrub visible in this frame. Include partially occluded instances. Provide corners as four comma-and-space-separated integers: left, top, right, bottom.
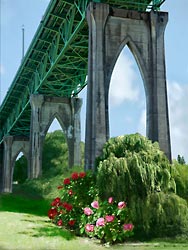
48, 171, 97, 234
48, 171, 134, 244
97, 133, 175, 201
171, 161, 188, 201
80, 197, 134, 244
96, 134, 188, 239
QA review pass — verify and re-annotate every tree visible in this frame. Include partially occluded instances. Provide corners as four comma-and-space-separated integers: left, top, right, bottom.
96, 133, 188, 239
177, 154, 186, 165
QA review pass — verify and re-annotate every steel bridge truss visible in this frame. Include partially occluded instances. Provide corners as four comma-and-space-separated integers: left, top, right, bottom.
0, 0, 165, 142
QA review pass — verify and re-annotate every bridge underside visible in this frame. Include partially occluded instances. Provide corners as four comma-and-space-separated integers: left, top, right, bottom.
0, 0, 171, 192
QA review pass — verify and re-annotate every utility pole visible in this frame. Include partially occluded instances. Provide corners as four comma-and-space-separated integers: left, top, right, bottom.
22, 25, 25, 60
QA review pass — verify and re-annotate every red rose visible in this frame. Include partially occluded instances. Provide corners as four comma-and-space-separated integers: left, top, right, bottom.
79, 172, 86, 178
48, 208, 58, 219
66, 203, 73, 211
63, 178, 70, 185
71, 172, 79, 180
57, 219, 63, 226
51, 197, 61, 207
68, 220, 76, 226
62, 202, 73, 211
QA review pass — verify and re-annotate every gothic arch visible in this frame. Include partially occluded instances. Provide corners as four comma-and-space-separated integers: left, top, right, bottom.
44, 113, 66, 137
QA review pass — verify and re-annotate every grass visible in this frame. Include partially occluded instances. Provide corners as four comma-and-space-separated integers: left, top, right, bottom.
1, 193, 188, 250
0, 211, 188, 250
1, 164, 188, 250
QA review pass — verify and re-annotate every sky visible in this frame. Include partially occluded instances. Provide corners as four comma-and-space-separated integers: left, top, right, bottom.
0, 0, 188, 161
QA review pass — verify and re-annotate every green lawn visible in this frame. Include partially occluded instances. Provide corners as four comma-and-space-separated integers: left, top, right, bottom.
0, 193, 188, 250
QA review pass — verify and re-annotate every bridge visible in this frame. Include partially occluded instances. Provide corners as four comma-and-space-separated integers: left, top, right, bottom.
0, 0, 170, 193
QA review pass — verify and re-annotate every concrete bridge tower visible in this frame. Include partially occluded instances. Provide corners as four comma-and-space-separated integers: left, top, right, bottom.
85, 3, 171, 170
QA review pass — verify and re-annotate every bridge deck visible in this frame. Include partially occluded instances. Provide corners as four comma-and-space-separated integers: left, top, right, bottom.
0, 0, 165, 142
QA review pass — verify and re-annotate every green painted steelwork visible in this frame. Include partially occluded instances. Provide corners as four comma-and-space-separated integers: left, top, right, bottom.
0, 0, 165, 143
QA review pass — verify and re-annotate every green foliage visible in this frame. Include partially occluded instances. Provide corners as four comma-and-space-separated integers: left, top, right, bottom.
130, 192, 188, 238
97, 133, 174, 201
42, 130, 69, 176
96, 133, 188, 239
171, 161, 188, 201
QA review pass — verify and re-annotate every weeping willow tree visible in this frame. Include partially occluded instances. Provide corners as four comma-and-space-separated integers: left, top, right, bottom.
96, 134, 188, 238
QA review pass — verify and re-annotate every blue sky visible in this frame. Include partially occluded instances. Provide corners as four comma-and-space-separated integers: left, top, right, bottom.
0, 0, 188, 161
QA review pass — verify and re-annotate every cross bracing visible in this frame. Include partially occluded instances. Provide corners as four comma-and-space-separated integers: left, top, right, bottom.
0, 0, 165, 143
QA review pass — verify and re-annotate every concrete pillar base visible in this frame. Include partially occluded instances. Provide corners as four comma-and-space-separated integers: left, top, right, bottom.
1, 136, 29, 193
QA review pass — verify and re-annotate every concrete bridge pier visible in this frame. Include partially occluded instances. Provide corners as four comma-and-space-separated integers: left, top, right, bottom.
29, 94, 82, 179
85, 3, 171, 170
1, 136, 29, 193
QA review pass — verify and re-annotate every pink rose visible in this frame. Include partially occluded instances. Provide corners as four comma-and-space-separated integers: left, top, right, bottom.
105, 215, 115, 223
85, 224, 95, 232
108, 197, 113, 204
84, 207, 93, 216
123, 223, 134, 231
91, 200, 99, 209
118, 201, 126, 209
96, 218, 105, 227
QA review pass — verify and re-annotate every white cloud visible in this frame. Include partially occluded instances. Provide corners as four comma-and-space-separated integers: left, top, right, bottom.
136, 81, 188, 162
168, 81, 188, 161
109, 52, 140, 106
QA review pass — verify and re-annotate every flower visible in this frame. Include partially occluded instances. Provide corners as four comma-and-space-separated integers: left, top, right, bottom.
96, 218, 105, 227
91, 200, 99, 209
84, 207, 93, 216
68, 220, 76, 226
85, 224, 95, 232
105, 215, 115, 223
108, 197, 113, 204
68, 189, 73, 195
57, 219, 63, 226
51, 197, 61, 207
123, 223, 134, 231
79, 172, 86, 178
63, 178, 71, 185
71, 172, 79, 180
65, 203, 73, 211
48, 208, 58, 219
62, 202, 73, 211
118, 201, 126, 209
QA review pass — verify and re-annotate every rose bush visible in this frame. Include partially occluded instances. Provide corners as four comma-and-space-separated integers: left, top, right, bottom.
80, 197, 134, 244
48, 171, 97, 234
48, 171, 134, 244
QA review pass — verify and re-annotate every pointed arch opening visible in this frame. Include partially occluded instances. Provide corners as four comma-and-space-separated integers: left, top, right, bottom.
42, 116, 69, 177
109, 45, 146, 138
13, 152, 28, 186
